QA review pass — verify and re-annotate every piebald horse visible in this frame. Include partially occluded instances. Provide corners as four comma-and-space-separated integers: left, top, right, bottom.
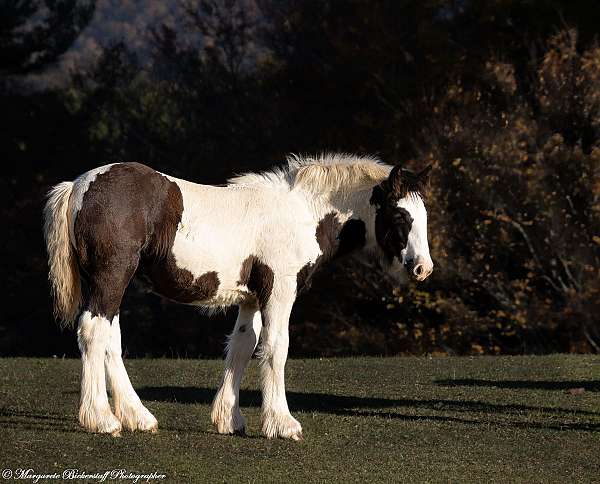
44, 154, 433, 440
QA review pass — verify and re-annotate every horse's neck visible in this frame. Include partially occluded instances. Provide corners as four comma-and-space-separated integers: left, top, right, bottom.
303, 186, 373, 224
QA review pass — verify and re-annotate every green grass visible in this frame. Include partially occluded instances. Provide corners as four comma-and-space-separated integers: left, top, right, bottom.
0, 356, 599, 483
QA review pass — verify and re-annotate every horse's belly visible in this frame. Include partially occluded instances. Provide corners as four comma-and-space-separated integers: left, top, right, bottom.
137, 255, 251, 307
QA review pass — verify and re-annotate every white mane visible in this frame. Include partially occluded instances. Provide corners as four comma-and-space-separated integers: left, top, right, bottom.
228, 153, 391, 193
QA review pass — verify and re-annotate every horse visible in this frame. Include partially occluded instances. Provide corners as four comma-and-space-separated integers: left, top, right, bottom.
43, 153, 433, 440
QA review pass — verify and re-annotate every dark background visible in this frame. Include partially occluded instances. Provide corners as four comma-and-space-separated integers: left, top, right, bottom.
2, 0, 599, 358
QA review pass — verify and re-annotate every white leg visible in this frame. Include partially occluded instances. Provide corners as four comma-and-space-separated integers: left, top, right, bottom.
259, 287, 302, 440
211, 305, 262, 434
77, 310, 121, 434
105, 314, 158, 432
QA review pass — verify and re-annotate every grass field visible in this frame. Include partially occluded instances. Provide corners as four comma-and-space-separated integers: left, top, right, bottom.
0, 356, 599, 483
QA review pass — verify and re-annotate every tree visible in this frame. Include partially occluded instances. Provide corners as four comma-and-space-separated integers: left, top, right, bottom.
410, 29, 600, 353
0, 0, 94, 79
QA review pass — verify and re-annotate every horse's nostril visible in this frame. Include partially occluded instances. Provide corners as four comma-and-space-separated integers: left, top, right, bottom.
414, 265, 424, 276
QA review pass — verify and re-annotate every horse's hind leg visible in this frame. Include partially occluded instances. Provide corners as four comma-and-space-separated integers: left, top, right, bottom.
77, 253, 137, 435
212, 304, 262, 434
77, 310, 121, 434
105, 313, 158, 432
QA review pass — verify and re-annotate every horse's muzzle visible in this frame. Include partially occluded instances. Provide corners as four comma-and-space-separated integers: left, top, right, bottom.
404, 256, 434, 282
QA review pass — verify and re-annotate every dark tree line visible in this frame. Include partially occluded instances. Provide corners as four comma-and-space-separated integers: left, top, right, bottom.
2, 0, 599, 357
0, 0, 94, 77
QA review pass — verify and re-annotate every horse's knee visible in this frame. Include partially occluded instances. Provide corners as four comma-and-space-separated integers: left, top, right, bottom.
227, 327, 257, 358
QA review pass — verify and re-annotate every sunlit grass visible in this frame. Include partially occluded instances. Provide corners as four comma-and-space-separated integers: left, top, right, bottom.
0, 356, 599, 483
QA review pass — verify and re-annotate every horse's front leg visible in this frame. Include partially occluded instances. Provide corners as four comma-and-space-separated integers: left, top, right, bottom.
259, 284, 302, 440
211, 304, 262, 434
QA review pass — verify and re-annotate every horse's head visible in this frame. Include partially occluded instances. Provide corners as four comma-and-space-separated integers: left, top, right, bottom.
368, 164, 433, 283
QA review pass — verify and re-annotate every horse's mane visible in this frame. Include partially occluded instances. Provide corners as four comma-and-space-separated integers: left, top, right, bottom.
228, 153, 391, 193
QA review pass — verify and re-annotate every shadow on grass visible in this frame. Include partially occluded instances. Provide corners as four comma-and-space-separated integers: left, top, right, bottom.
136, 386, 600, 432
0, 409, 70, 421
435, 379, 600, 392
0, 409, 79, 433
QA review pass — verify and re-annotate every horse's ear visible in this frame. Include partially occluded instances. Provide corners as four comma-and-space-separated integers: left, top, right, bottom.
419, 164, 432, 181
388, 165, 403, 196
417, 164, 432, 191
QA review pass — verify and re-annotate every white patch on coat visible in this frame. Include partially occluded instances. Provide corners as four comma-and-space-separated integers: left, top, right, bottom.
159, 154, 396, 309
398, 194, 433, 269
164, 175, 328, 308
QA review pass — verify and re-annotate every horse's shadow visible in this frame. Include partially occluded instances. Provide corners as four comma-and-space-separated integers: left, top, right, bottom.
435, 378, 600, 392
136, 384, 600, 432
0, 408, 80, 434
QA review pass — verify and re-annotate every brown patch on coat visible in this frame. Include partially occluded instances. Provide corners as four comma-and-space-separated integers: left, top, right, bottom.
296, 262, 314, 294
337, 219, 366, 257
370, 187, 413, 264
238, 255, 274, 309
74, 162, 219, 318
296, 214, 366, 294
142, 264, 220, 304
315, 212, 342, 260
315, 213, 366, 259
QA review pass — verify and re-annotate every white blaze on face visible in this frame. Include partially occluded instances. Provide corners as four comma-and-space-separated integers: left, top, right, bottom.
397, 194, 433, 281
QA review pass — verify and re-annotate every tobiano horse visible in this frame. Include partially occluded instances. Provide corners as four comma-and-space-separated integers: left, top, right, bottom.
43, 153, 433, 440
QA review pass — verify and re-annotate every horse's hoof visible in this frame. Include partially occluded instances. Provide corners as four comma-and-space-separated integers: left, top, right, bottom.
79, 407, 122, 435
117, 404, 158, 432
262, 411, 303, 440
138, 416, 158, 433
211, 404, 247, 436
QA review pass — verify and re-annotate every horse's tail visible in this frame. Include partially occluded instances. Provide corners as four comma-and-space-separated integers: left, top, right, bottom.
43, 181, 81, 327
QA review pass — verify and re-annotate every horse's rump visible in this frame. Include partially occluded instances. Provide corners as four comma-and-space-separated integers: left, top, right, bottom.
72, 162, 209, 316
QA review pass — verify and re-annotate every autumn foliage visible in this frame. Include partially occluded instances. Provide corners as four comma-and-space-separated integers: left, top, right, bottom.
292, 29, 600, 356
